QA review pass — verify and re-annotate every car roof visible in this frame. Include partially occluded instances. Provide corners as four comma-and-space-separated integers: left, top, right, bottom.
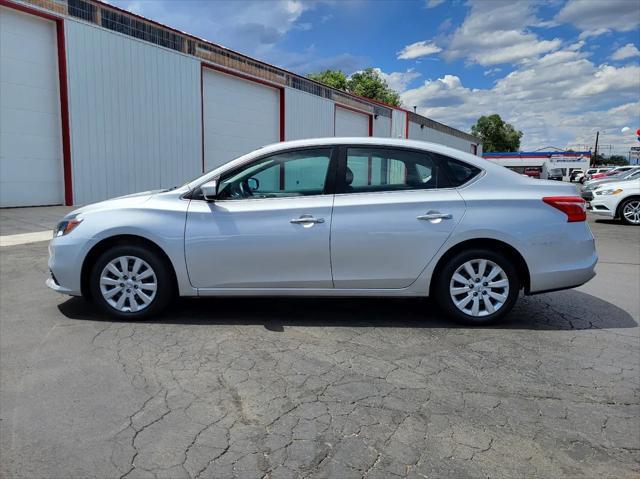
189, 137, 500, 189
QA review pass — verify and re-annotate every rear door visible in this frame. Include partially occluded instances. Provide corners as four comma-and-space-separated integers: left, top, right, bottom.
330, 146, 470, 289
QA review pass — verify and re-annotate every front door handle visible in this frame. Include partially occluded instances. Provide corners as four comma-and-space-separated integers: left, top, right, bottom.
417, 212, 452, 221
290, 215, 325, 225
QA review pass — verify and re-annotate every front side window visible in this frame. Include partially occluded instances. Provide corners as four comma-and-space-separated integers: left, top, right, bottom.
216, 148, 332, 200
342, 147, 443, 193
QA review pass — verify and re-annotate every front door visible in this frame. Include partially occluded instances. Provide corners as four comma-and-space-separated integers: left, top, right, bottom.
330, 146, 469, 289
185, 147, 336, 289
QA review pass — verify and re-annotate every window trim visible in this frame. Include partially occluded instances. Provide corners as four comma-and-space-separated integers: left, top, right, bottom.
335, 145, 484, 195
186, 146, 339, 201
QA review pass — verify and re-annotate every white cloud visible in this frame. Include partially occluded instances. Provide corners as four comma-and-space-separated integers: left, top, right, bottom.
443, 1, 562, 66
397, 40, 442, 60
373, 68, 421, 93
611, 43, 640, 61
568, 64, 640, 98
426, 0, 445, 8
483, 68, 502, 77
399, 47, 640, 151
112, 0, 317, 57
555, 0, 640, 37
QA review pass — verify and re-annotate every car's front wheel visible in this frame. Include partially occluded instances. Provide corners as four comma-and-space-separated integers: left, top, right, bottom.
434, 249, 520, 325
90, 244, 173, 319
619, 198, 640, 226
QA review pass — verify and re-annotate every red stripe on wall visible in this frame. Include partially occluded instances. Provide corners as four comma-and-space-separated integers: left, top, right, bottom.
1, 0, 74, 205
405, 113, 409, 139
200, 64, 205, 172
57, 22, 73, 205
279, 89, 285, 142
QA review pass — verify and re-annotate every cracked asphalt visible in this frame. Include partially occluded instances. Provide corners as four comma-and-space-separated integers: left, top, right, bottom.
1, 215, 638, 479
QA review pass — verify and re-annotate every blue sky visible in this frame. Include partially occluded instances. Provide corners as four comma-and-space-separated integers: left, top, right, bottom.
111, 0, 640, 153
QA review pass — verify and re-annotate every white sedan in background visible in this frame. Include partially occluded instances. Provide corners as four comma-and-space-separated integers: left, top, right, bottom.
590, 179, 640, 225
47, 138, 597, 325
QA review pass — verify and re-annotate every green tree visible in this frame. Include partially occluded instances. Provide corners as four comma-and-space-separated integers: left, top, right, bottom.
347, 68, 401, 107
607, 155, 629, 166
307, 70, 348, 91
591, 153, 605, 166
307, 68, 401, 107
470, 114, 523, 152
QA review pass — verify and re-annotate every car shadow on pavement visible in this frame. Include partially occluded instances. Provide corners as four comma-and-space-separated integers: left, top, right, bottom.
58, 289, 637, 332
593, 218, 630, 226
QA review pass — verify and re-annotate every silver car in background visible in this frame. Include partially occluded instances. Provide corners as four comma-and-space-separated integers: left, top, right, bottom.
47, 138, 597, 324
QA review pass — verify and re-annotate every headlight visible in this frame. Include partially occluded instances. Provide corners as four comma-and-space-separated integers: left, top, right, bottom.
55, 217, 83, 237
596, 188, 623, 196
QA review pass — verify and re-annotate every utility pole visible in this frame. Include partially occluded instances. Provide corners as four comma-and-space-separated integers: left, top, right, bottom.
592, 131, 599, 167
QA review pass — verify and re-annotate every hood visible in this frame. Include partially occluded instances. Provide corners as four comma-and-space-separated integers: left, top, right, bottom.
67, 189, 162, 218
594, 179, 640, 191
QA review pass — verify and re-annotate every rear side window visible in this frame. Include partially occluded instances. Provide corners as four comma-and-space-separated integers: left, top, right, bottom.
342, 147, 446, 193
436, 154, 482, 187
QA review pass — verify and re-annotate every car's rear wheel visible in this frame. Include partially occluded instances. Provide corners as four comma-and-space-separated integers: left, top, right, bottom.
90, 245, 173, 319
434, 249, 520, 325
620, 198, 640, 226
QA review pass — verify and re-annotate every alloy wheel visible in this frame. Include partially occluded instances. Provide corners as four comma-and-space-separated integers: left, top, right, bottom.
99, 255, 158, 312
449, 259, 510, 317
622, 200, 640, 225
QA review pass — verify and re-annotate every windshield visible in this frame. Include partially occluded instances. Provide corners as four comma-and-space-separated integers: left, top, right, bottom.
549, 169, 562, 175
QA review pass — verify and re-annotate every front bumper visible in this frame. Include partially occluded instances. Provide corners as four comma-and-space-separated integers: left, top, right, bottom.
589, 194, 618, 218
47, 235, 97, 296
46, 276, 78, 295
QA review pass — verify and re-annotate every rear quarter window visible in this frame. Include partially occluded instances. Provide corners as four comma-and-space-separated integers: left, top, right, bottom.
435, 154, 482, 187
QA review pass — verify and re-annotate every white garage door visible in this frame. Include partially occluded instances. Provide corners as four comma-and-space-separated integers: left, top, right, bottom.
0, 6, 63, 207
335, 106, 369, 137
203, 68, 280, 171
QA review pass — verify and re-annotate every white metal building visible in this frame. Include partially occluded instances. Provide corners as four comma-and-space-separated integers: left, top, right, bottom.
0, 0, 482, 207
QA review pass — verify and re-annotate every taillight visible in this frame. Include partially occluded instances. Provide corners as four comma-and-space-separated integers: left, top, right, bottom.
542, 196, 587, 222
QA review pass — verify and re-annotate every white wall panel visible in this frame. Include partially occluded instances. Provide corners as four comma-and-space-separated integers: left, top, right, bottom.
284, 87, 333, 140
335, 107, 369, 137
65, 19, 202, 205
373, 115, 391, 137
391, 109, 406, 139
0, 6, 63, 207
203, 69, 280, 171
408, 121, 479, 155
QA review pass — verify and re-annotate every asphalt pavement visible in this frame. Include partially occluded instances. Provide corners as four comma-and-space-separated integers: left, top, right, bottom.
0, 212, 638, 479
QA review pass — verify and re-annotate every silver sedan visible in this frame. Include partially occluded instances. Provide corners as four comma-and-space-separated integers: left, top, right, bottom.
47, 138, 597, 324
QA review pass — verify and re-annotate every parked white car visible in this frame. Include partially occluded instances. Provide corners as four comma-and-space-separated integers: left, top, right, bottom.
47, 138, 597, 324
590, 179, 640, 225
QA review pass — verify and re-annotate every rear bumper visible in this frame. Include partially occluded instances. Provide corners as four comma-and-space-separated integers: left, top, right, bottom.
527, 222, 598, 293
528, 252, 597, 294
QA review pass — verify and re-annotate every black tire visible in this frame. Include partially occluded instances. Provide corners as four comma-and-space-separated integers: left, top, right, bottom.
90, 244, 173, 319
434, 248, 520, 325
618, 198, 640, 226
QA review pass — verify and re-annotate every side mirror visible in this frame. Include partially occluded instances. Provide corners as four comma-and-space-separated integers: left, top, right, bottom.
201, 179, 218, 201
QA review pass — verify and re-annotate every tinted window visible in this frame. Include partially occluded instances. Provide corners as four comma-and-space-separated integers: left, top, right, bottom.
343, 148, 444, 193
437, 154, 482, 187
217, 148, 332, 200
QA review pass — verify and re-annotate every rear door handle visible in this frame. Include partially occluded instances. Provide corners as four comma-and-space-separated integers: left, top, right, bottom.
290, 215, 325, 224
417, 212, 452, 221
